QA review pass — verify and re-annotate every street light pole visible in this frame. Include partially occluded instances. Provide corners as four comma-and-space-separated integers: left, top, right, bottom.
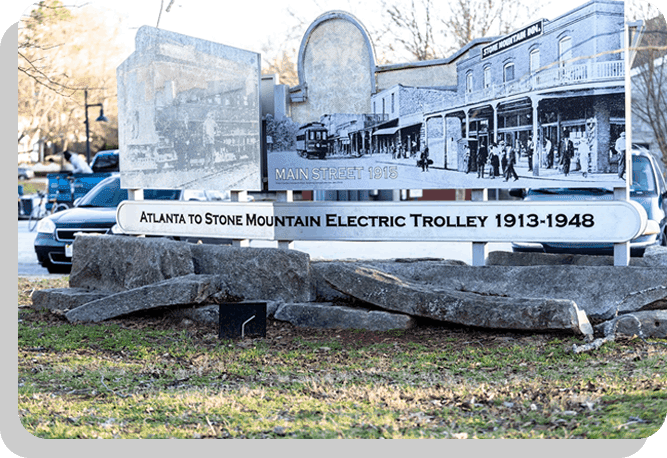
84, 89, 108, 165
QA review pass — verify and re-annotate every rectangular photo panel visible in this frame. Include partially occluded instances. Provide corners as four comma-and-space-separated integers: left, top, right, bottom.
268, 1, 630, 191
117, 26, 262, 191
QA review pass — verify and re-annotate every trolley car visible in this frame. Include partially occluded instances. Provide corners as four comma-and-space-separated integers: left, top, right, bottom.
296, 122, 329, 159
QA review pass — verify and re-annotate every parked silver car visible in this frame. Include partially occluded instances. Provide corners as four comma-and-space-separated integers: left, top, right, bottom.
18, 166, 35, 180
511, 149, 667, 256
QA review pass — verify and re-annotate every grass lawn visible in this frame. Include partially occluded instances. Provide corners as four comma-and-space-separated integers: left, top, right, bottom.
17, 277, 667, 439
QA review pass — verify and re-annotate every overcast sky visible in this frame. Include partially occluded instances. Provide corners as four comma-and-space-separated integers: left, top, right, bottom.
7, 0, 640, 63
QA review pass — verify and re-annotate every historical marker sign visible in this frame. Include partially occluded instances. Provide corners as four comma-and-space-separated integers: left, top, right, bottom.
116, 200, 647, 243
117, 26, 262, 192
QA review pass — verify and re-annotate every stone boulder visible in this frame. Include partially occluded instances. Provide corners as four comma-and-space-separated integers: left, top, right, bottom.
70, 235, 194, 292
311, 258, 466, 302
65, 274, 227, 322
190, 244, 311, 303
31, 288, 111, 312
643, 245, 667, 266
594, 310, 667, 338
316, 262, 592, 336
274, 303, 415, 331
68, 235, 312, 304
486, 251, 652, 267
314, 260, 667, 322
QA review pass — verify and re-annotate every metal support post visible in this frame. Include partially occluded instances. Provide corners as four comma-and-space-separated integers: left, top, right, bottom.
613, 187, 630, 266
128, 189, 145, 237
471, 189, 488, 266
231, 190, 250, 247
276, 191, 294, 249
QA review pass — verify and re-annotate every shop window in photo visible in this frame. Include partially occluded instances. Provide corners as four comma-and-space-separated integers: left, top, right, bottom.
484, 66, 491, 88
503, 63, 515, 83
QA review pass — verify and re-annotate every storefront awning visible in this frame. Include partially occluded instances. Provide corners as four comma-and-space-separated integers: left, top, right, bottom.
372, 127, 399, 136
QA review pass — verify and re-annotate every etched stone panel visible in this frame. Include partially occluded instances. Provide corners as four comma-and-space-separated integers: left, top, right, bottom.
117, 26, 262, 191
291, 15, 374, 124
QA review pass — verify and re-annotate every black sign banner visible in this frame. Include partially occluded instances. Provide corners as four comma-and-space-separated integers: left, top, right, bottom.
482, 20, 544, 59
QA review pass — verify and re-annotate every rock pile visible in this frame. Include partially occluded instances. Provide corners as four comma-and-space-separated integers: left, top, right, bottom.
31, 235, 667, 339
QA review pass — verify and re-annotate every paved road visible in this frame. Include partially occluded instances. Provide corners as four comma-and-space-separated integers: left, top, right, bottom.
18, 220, 62, 278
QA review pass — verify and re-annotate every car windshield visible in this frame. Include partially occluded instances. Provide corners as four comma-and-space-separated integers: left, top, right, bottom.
630, 156, 656, 194
76, 177, 181, 207
91, 151, 119, 172
76, 177, 126, 207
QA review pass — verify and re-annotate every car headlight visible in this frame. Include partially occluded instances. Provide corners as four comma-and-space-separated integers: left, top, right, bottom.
36, 217, 56, 234
642, 220, 660, 236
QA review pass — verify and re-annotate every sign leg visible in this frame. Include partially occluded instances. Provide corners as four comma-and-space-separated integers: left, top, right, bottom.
231, 191, 250, 247
614, 243, 630, 266
613, 187, 630, 266
276, 191, 294, 249
471, 189, 488, 266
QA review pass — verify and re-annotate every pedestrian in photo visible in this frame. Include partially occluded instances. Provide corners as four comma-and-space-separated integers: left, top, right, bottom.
505, 144, 519, 181
578, 140, 590, 178
616, 131, 627, 179
500, 141, 508, 177
463, 145, 471, 173
420, 147, 430, 172
527, 136, 534, 171
477, 141, 488, 178
490, 144, 500, 178
545, 137, 554, 168
559, 129, 574, 177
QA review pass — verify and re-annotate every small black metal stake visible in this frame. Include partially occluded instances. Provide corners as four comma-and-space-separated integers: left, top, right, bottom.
218, 302, 267, 339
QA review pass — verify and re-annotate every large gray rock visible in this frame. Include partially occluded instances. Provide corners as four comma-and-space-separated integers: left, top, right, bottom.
616, 286, 667, 315
70, 235, 195, 292
190, 244, 311, 303
274, 303, 416, 331
68, 235, 312, 304
487, 251, 652, 267
437, 265, 666, 322
594, 310, 667, 338
311, 258, 467, 302
643, 245, 667, 266
65, 274, 226, 322
315, 260, 667, 322
31, 288, 111, 312
316, 263, 592, 336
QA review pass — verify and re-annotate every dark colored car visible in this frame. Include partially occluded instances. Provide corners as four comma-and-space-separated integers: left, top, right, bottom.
511, 149, 667, 256
90, 149, 119, 173
34, 174, 226, 273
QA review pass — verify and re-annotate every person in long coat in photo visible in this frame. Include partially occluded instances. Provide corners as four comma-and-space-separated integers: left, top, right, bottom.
420, 147, 430, 172
477, 141, 488, 178
490, 143, 501, 178
559, 129, 574, 177
545, 137, 554, 168
616, 131, 627, 179
527, 136, 534, 171
504, 144, 519, 181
